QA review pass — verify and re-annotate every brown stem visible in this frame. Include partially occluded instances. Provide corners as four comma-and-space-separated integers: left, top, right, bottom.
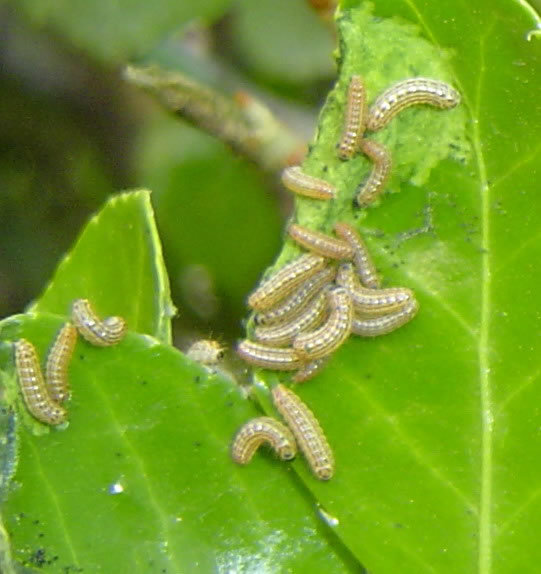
124, 64, 306, 171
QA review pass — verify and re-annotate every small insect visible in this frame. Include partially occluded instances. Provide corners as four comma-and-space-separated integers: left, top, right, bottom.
335, 263, 413, 317
71, 299, 126, 347
351, 299, 419, 336
254, 290, 328, 347
355, 140, 392, 207
293, 286, 353, 360
45, 322, 78, 403
186, 339, 225, 365
272, 384, 334, 480
14, 339, 67, 425
237, 340, 302, 371
281, 166, 336, 200
333, 222, 380, 288
288, 224, 354, 260
231, 416, 297, 464
338, 75, 367, 160
292, 357, 329, 383
248, 254, 327, 311
366, 78, 460, 132
254, 266, 336, 326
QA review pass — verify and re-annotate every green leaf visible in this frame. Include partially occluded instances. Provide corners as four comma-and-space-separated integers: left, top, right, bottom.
2, 1, 539, 571
250, 1, 541, 572
0, 314, 353, 573
13, 0, 232, 63
29, 190, 174, 345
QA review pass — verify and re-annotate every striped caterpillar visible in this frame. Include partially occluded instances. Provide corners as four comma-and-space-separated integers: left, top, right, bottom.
15, 339, 67, 425
366, 78, 460, 132
231, 417, 297, 464
272, 384, 334, 480
71, 299, 126, 347
45, 322, 78, 403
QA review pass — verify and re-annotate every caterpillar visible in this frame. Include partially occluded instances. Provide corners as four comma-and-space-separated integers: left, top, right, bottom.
71, 299, 126, 347
231, 416, 297, 464
281, 166, 336, 200
236, 340, 302, 371
186, 339, 225, 365
272, 384, 334, 480
351, 299, 419, 336
288, 224, 354, 260
45, 322, 78, 403
248, 254, 326, 311
335, 263, 414, 317
254, 266, 336, 326
355, 140, 392, 207
253, 290, 328, 347
333, 222, 380, 288
15, 339, 67, 425
338, 75, 366, 159
293, 286, 353, 360
366, 78, 460, 132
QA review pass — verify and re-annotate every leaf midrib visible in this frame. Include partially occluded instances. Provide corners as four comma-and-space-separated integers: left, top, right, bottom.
473, 23, 494, 574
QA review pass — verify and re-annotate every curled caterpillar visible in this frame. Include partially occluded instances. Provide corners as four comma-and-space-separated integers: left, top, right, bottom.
333, 222, 380, 288
71, 299, 126, 347
366, 78, 460, 132
355, 140, 392, 207
293, 286, 353, 361
231, 417, 297, 464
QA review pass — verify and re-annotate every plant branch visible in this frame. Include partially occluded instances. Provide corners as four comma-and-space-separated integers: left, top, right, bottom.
124, 64, 306, 171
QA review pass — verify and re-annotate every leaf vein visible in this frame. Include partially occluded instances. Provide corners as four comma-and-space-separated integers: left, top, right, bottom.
343, 367, 478, 514
495, 367, 541, 414
475, 27, 495, 574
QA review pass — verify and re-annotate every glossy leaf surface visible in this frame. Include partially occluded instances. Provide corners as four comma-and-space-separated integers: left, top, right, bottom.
250, 1, 541, 572
30, 190, 174, 345
0, 314, 350, 573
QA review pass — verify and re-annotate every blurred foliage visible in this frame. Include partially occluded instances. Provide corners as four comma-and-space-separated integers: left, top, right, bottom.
11, 0, 233, 63
0, 0, 334, 342
227, 0, 335, 90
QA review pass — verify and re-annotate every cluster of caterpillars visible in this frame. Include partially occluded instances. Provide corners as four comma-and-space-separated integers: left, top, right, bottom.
233, 76, 459, 480
339, 76, 460, 205
232, 384, 334, 480
14, 299, 126, 425
237, 76, 460, 384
